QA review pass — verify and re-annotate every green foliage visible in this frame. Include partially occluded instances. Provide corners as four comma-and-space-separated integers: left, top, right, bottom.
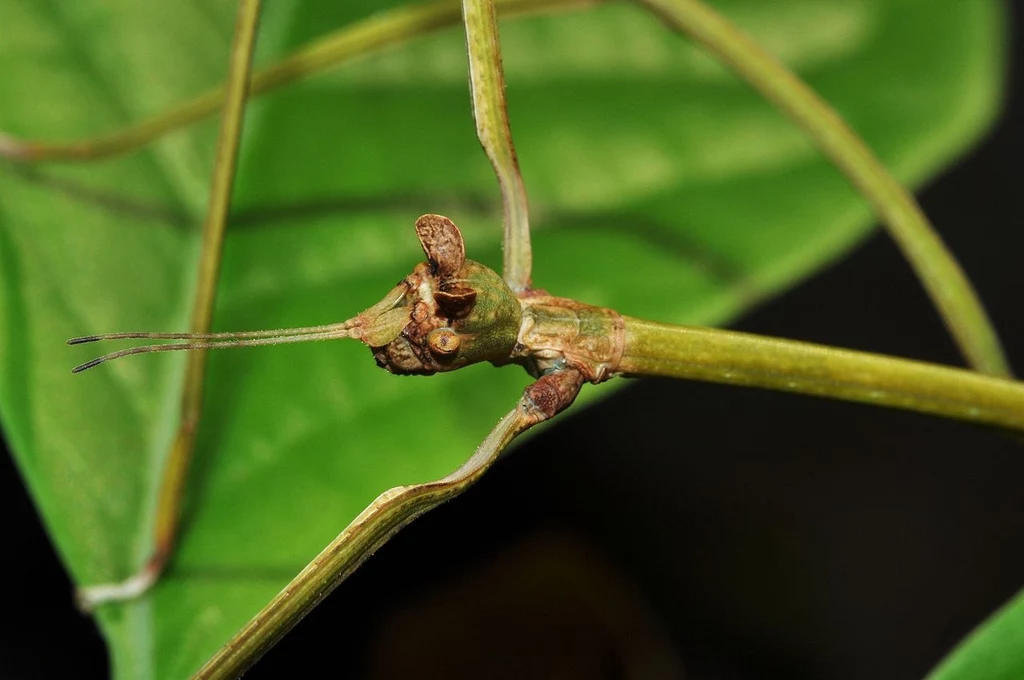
0, 0, 1003, 676
928, 589, 1024, 680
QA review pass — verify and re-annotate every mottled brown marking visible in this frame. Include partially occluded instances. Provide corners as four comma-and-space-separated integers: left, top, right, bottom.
513, 295, 626, 384
415, 214, 466, 279
411, 301, 431, 324
374, 335, 429, 375
435, 288, 477, 320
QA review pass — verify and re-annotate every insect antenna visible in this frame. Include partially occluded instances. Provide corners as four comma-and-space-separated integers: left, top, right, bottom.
69, 324, 362, 374
67, 320, 357, 345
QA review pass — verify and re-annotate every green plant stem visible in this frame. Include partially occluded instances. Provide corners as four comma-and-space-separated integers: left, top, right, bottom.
638, 0, 1011, 378
192, 385, 556, 679
462, 0, 533, 291
620, 317, 1024, 431
0, 0, 600, 164
156, 0, 262, 582
77, 0, 263, 609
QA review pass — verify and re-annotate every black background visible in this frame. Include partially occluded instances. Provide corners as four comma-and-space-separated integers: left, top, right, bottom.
2, 5, 1023, 679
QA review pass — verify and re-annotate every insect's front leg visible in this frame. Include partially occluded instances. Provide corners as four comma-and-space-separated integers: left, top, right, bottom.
195, 367, 584, 679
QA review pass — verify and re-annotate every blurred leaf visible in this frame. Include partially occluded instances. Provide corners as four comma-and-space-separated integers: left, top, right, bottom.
928, 589, 1024, 680
0, 0, 1003, 677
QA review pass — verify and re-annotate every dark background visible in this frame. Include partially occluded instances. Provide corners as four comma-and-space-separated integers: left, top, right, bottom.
2, 6, 1023, 680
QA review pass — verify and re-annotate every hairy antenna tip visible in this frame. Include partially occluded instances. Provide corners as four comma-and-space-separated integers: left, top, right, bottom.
72, 358, 104, 374
67, 335, 100, 346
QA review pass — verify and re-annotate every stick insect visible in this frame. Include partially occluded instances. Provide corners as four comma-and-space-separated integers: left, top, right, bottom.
1, 0, 1020, 677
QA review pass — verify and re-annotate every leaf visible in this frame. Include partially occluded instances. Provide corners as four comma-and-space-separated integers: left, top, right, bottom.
928, 589, 1024, 680
0, 0, 1003, 677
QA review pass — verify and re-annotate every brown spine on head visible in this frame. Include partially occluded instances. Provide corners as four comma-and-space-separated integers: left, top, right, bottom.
415, 214, 466, 278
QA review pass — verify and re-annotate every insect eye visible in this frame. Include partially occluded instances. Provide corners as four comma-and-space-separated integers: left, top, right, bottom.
427, 327, 460, 356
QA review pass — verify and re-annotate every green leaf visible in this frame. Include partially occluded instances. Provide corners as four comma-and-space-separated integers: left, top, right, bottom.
0, 0, 1004, 677
928, 589, 1024, 680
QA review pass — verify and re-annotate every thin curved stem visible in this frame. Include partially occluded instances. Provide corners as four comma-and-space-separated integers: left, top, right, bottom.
0, 0, 601, 163
637, 0, 1011, 378
77, 0, 263, 610
620, 317, 1024, 432
463, 0, 533, 291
